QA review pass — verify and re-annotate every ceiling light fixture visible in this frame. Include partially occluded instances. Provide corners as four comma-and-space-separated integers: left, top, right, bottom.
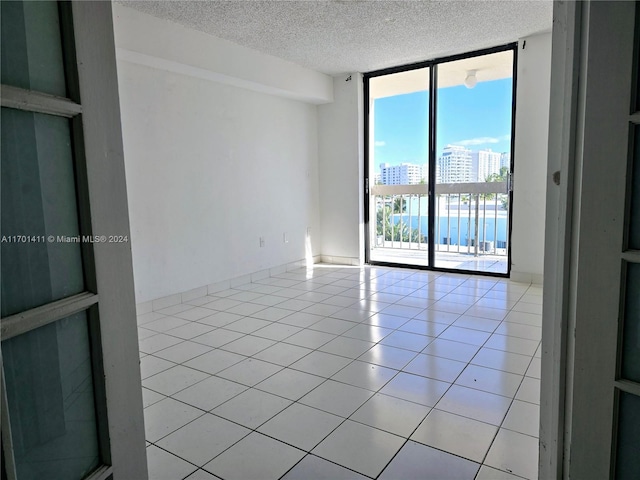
464, 70, 478, 89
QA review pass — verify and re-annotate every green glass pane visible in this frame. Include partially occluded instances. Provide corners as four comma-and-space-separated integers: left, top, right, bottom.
621, 263, 640, 382
2, 311, 101, 480
630, 128, 640, 249
615, 391, 640, 479
1, 0, 67, 96
1, 108, 84, 317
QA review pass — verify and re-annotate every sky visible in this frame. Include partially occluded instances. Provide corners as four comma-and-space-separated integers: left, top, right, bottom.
372, 78, 513, 170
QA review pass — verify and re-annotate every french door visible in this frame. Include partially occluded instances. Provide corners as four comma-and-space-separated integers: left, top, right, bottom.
1, 2, 146, 479
365, 45, 516, 276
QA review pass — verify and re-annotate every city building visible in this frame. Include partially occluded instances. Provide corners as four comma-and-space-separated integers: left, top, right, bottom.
472, 148, 503, 181
379, 162, 425, 185
437, 145, 473, 183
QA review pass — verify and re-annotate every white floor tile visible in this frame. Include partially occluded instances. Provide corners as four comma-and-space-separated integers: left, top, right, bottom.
422, 338, 480, 362
166, 322, 216, 340
173, 376, 247, 411
175, 307, 218, 321
204, 432, 305, 480
252, 322, 301, 341
216, 358, 282, 386
516, 376, 540, 405
331, 360, 397, 391
380, 330, 432, 352
253, 342, 312, 366
435, 385, 511, 426
411, 408, 498, 462
484, 333, 540, 356
218, 335, 275, 356
212, 388, 291, 429
191, 329, 245, 348
144, 397, 204, 442
184, 349, 246, 375
143, 365, 210, 396
258, 403, 343, 451
197, 311, 243, 328
439, 326, 491, 346
299, 380, 373, 417
350, 392, 430, 437
147, 445, 197, 480
290, 351, 352, 377
471, 347, 532, 375
319, 336, 375, 358
284, 329, 337, 349
398, 319, 449, 337
184, 469, 220, 480
343, 323, 393, 342
379, 372, 450, 407
281, 454, 369, 480
485, 428, 539, 479
255, 368, 325, 400
157, 413, 250, 466
139, 334, 184, 354
139, 266, 541, 480
402, 353, 467, 383
502, 400, 540, 437
312, 420, 405, 478
476, 465, 524, 480
142, 387, 166, 408
154, 341, 213, 364
224, 317, 272, 334
358, 344, 418, 370
379, 440, 479, 480
140, 355, 176, 380
309, 317, 359, 335
455, 364, 523, 397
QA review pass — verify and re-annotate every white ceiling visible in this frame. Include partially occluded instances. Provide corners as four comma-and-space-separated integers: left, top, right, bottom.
119, 0, 552, 76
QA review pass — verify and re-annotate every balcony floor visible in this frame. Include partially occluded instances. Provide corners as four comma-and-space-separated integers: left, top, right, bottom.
370, 246, 509, 274
138, 264, 541, 480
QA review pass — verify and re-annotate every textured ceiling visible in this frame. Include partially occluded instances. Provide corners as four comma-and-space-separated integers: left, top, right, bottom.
119, 0, 553, 76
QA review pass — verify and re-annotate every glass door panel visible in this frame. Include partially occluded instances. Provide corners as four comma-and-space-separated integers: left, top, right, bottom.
434, 50, 514, 273
368, 67, 430, 266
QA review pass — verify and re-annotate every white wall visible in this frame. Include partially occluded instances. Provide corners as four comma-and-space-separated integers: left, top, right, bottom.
114, 7, 323, 304
317, 75, 364, 264
511, 32, 552, 283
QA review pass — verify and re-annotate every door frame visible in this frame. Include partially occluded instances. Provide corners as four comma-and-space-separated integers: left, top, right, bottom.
0, 2, 146, 478
363, 43, 518, 277
541, 1, 638, 478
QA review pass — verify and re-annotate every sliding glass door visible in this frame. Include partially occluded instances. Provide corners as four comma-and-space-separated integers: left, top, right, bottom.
367, 67, 430, 267
365, 45, 516, 276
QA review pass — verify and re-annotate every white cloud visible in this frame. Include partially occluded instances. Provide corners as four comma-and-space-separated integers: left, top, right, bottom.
454, 134, 510, 146
374, 140, 386, 147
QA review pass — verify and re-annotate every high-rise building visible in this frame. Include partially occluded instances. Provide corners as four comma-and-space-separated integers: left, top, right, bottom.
438, 145, 472, 183
472, 149, 503, 181
379, 162, 425, 185
500, 151, 511, 170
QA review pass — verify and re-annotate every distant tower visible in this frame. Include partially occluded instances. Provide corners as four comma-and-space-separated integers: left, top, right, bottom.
438, 145, 473, 183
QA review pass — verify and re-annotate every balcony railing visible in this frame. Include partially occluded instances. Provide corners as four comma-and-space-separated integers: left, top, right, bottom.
371, 182, 509, 257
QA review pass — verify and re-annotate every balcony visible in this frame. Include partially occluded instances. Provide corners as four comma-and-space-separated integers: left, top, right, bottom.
370, 182, 509, 273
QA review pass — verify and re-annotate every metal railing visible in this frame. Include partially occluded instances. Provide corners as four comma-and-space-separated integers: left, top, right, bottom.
370, 182, 509, 257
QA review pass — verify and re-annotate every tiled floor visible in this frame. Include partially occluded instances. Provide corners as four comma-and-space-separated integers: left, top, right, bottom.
138, 265, 541, 480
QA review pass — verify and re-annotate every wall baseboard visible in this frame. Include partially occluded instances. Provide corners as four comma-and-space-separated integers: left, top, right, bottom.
511, 270, 543, 285
136, 255, 323, 315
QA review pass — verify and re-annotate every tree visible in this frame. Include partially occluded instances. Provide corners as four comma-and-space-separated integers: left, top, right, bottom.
485, 166, 509, 209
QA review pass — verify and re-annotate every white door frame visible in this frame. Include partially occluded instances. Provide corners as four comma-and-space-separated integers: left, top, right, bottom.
541, 1, 636, 478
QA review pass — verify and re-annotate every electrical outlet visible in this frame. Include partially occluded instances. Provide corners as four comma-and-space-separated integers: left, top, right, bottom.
259, 236, 265, 247
283, 232, 289, 244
